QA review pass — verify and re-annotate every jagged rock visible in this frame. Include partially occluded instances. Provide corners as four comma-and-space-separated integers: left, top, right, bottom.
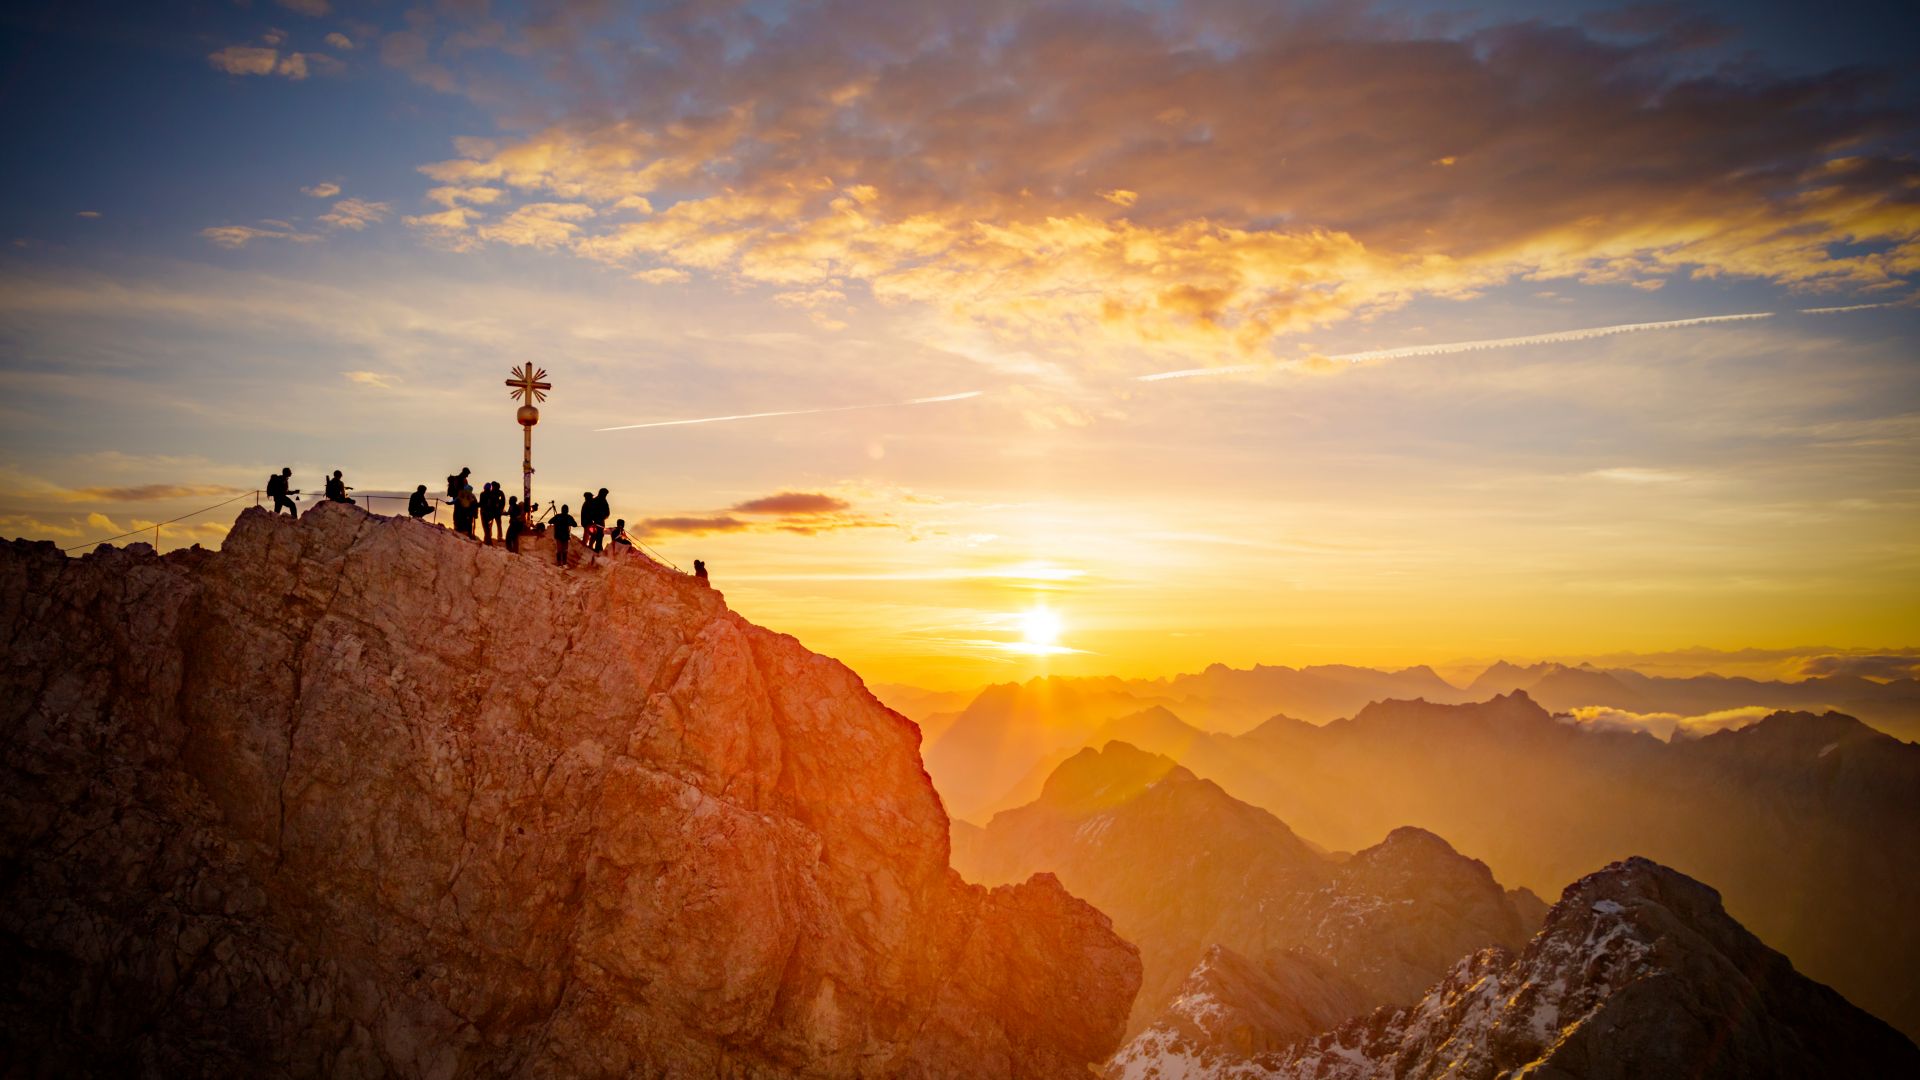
0, 504, 1140, 1077
1106, 945, 1371, 1080
1267, 857, 1920, 1079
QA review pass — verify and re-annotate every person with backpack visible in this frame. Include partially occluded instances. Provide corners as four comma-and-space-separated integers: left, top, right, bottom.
454, 482, 479, 539
586, 487, 612, 552
325, 470, 353, 504
266, 468, 299, 518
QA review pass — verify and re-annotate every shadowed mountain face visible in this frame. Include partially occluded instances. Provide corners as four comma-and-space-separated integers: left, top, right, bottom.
918, 664, 1918, 822
1090, 692, 1920, 1041
952, 743, 1542, 1035
0, 506, 1140, 1077
1266, 858, 1920, 1079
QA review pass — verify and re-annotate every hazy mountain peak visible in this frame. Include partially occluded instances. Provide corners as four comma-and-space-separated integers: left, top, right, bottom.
1036, 740, 1197, 814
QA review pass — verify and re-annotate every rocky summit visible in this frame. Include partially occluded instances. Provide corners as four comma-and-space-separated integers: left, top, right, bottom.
0, 504, 1141, 1077
1265, 857, 1920, 1079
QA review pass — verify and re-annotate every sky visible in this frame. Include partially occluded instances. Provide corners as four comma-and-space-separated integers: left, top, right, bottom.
1, 0, 1917, 690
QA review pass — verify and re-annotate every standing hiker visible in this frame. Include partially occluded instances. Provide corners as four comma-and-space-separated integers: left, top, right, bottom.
504, 496, 525, 553
266, 468, 299, 518
481, 481, 506, 545
550, 503, 578, 567
454, 482, 479, 539
587, 487, 611, 552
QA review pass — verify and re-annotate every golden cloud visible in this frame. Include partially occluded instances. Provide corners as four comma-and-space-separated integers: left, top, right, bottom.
391, 6, 1920, 368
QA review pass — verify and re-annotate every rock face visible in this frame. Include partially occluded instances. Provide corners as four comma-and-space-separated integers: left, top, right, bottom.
1107, 945, 1371, 1080
952, 743, 1539, 1035
1268, 858, 1920, 1079
0, 505, 1140, 1077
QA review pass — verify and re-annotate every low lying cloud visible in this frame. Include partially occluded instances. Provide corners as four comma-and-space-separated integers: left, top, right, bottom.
1796, 654, 1920, 681
1564, 704, 1784, 741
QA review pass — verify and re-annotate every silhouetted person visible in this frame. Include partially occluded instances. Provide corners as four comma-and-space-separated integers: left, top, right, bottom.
266, 467, 299, 518
504, 496, 524, 553
550, 503, 577, 566
586, 487, 611, 552
325, 470, 353, 504
694, 558, 708, 583
454, 482, 479, 539
446, 467, 470, 502
609, 518, 633, 547
408, 485, 432, 519
480, 482, 505, 545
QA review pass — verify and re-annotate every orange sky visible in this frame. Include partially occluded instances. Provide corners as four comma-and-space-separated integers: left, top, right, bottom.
1, 2, 1916, 689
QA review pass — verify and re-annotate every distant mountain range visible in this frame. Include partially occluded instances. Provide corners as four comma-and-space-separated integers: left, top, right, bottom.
951, 742, 1545, 1034
1118, 858, 1920, 1078
908, 661, 1919, 820
1010, 694, 1920, 1043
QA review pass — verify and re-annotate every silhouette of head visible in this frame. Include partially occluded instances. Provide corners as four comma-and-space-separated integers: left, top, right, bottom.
598, 487, 608, 497
415, 485, 425, 493
332, 470, 342, 478
460, 467, 470, 476
280, 467, 291, 476
615, 518, 625, 528
561, 504, 570, 513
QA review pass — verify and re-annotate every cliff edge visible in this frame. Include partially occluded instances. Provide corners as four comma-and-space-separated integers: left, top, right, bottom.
0, 504, 1140, 1077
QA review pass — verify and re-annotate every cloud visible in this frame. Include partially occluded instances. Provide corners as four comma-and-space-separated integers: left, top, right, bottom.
344, 370, 400, 389
75, 210, 101, 219
208, 45, 311, 80
636, 491, 892, 538
475, 202, 595, 248
1795, 654, 1920, 681
1564, 704, 1782, 741
276, 0, 331, 15
325, 32, 354, 51
302, 181, 341, 198
1587, 467, 1689, 484
200, 223, 321, 248
636, 514, 751, 537
631, 267, 689, 284
732, 492, 851, 515
318, 197, 391, 231
385, 4, 1920, 368
425, 185, 503, 208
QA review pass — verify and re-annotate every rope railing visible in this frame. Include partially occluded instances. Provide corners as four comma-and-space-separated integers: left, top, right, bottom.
60, 486, 688, 574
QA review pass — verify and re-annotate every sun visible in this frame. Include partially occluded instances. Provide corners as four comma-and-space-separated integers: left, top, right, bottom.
1018, 605, 1064, 651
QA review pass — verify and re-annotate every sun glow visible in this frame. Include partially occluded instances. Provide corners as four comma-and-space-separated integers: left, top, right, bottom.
1020, 605, 1064, 650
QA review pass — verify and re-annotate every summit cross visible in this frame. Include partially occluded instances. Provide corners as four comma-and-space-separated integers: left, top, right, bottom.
507, 365, 551, 513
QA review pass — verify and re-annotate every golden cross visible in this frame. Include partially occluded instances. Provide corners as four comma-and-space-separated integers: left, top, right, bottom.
506, 364, 551, 403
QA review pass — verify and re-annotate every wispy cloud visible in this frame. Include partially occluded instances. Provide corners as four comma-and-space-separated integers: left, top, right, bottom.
598, 391, 981, 432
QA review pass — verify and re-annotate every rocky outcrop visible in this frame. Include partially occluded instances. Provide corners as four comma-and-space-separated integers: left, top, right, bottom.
952, 743, 1539, 1035
1107, 945, 1371, 1080
0, 504, 1140, 1077
1268, 858, 1920, 1079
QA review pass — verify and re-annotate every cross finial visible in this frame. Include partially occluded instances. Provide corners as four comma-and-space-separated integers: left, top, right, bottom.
507, 364, 551, 403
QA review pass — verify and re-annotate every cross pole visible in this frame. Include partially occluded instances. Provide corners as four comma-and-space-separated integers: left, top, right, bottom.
507, 365, 551, 514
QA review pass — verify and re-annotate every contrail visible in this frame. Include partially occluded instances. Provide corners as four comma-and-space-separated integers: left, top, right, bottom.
1134, 311, 1780, 381
597, 390, 982, 431
1799, 303, 1888, 315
